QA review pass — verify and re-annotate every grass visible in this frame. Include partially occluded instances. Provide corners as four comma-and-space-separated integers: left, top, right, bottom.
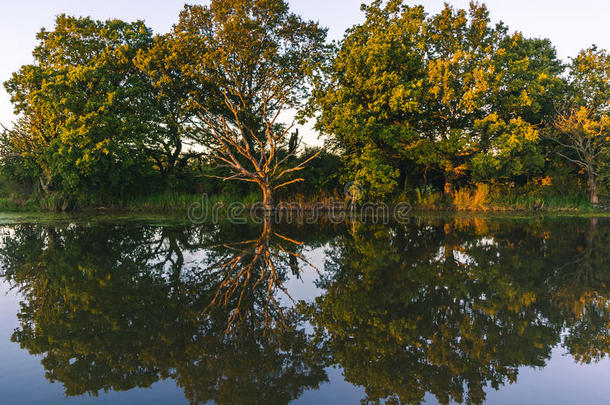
487, 193, 595, 212
119, 191, 261, 212
406, 185, 600, 213
0, 195, 40, 211
122, 193, 206, 211
273, 191, 346, 211
0, 190, 262, 213
414, 186, 446, 209
0, 184, 604, 214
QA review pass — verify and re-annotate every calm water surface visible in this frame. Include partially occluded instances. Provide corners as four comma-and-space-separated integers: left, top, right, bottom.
0, 215, 608, 404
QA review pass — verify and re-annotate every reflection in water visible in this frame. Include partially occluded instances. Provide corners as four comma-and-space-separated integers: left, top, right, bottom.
310, 217, 610, 405
200, 215, 319, 330
0, 216, 608, 404
0, 221, 329, 404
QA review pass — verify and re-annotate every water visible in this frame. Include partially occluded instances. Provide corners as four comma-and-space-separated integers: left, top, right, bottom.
0, 215, 608, 404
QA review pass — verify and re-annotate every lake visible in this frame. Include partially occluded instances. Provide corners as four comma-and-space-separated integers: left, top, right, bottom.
0, 214, 608, 404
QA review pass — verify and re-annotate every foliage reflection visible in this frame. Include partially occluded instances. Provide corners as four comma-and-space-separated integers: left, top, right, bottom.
0, 217, 608, 404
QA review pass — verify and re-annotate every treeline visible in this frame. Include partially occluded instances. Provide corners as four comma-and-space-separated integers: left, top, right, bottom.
315, 0, 610, 206
0, 0, 331, 209
1, 0, 609, 209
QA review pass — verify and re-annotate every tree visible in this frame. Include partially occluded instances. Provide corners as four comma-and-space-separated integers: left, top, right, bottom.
313, 0, 428, 197
169, 0, 328, 207
3, 15, 156, 202
552, 107, 609, 204
471, 37, 565, 182
0, 113, 57, 192
134, 33, 199, 176
315, 1, 563, 198
549, 46, 610, 204
419, 2, 508, 193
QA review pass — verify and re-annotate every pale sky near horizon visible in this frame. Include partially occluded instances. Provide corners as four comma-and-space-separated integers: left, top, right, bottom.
1, 0, 609, 143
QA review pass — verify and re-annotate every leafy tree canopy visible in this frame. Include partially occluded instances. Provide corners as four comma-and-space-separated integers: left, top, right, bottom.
314, 1, 566, 197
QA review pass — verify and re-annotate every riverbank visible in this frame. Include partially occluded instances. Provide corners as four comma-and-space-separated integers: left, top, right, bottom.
0, 190, 606, 214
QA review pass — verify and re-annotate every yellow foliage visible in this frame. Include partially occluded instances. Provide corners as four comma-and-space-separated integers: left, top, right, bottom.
540, 176, 552, 187
453, 183, 489, 211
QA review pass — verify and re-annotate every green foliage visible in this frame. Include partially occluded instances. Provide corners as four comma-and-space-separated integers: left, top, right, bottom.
544, 46, 610, 204
314, 1, 566, 198
286, 147, 342, 196
570, 46, 610, 110
347, 144, 399, 199
471, 114, 544, 180
2, 0, 327, 209
4, 16, 156, 201
0, 1, 608, 209
488, 193, 593, 211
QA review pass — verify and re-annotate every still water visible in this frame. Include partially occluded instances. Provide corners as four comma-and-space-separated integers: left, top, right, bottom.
0, 215, 608, 404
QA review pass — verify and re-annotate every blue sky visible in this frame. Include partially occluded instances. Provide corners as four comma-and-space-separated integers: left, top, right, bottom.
1, 0, 609, 139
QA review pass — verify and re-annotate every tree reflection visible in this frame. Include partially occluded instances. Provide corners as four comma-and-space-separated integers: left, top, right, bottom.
194, 215, 319, 330
553, 218, 610, 364
308, 217, 610, 405
169, 215, 330, 404
0, 217, 608, 404
0, 221, 328, 404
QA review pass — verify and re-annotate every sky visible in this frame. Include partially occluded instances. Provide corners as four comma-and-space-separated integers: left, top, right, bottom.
1, 0, 609, 142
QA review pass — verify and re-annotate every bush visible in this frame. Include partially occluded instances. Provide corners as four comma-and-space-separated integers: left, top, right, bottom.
453, 184, 489, 211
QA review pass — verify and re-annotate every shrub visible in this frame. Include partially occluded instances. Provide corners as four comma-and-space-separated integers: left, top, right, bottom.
453, 184, 489, 211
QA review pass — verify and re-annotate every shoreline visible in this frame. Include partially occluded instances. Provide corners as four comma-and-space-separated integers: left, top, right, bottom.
0, 191, 607, 216
0, 204, 608, 219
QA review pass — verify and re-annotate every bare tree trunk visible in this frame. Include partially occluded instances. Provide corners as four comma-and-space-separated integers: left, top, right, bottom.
261, 182, 274, 210
588, 172, 599, 205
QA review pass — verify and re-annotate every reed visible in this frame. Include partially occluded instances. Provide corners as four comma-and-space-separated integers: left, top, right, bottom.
453, 184, 490, 211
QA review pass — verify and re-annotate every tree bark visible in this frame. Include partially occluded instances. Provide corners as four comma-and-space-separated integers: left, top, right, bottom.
588, 172, 599, 205
261, 182, 274, 210
39, 176, 49, 195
